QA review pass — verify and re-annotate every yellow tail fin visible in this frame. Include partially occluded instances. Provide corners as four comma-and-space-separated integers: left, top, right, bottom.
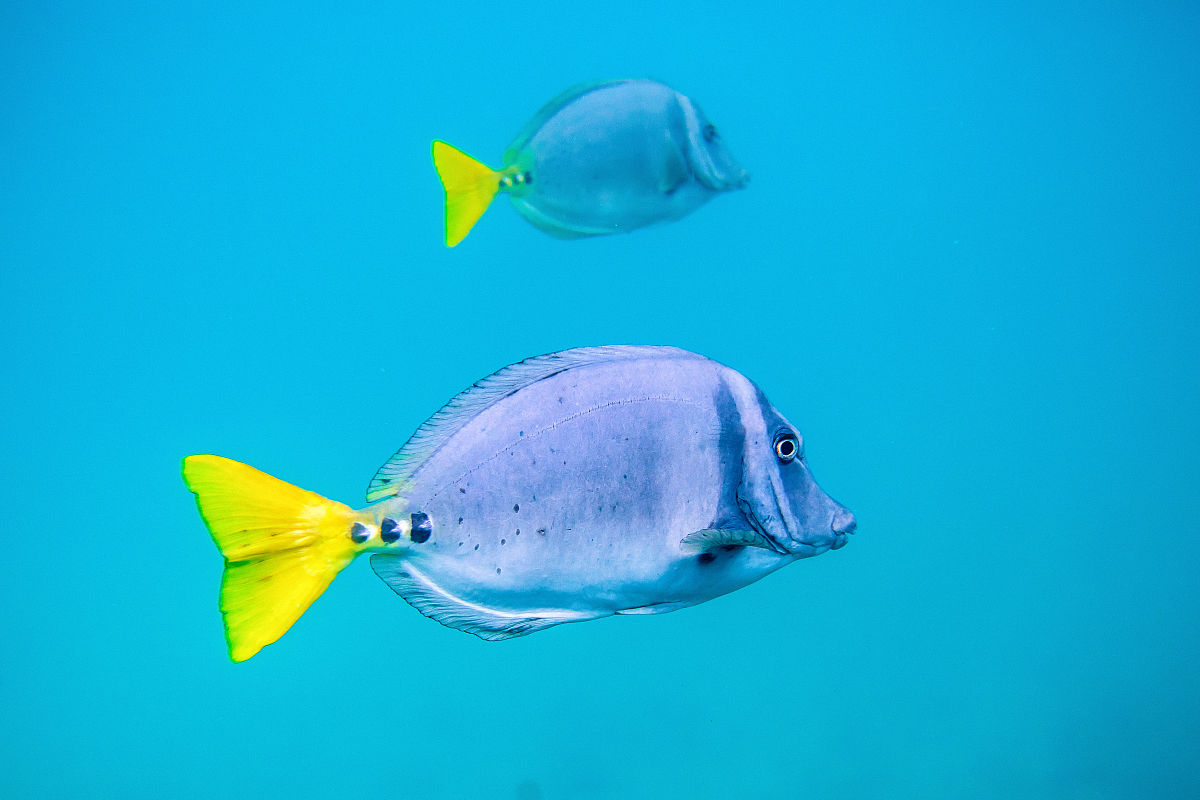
182, 454, 365, 662
432, 140, 500, 246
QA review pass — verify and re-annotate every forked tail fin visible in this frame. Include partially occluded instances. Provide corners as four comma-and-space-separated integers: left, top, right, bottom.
182, 454, 366, 662
432, 140, 500, 247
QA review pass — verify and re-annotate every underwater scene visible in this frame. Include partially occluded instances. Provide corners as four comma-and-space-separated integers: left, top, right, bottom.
2, 2, 1198, 798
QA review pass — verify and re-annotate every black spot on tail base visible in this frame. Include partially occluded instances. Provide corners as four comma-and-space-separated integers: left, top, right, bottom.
410, 512, 432, 544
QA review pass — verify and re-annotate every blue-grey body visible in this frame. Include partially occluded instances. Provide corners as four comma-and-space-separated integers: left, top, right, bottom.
364, 346, 854, 640
501, 81, 749, 237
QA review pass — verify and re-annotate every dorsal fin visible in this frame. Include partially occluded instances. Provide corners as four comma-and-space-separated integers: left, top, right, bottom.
366, 345, 704, 502
502, 80, 633, 164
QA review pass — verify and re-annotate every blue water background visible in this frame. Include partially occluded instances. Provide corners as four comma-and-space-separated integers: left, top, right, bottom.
3, 2, 1198, 797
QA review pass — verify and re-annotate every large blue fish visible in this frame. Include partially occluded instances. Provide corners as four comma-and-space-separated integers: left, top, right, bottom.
433, 80, 749, 246
183, 346, 854, 661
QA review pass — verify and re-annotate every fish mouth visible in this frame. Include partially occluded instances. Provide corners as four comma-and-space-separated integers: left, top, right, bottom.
746, 505, 853, 556
697, 164, 750, 192
737, 494, 851, 557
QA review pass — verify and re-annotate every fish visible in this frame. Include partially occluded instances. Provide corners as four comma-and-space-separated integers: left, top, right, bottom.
432, 80, 749, 246
182, 346, 855, 661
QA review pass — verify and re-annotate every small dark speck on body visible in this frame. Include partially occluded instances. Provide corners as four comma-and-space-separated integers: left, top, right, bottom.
458, 542, 463, 547
515, 528, 520, 535
513, 503, 520, 513
458, 517, 463, 524
501, 538, 506, 545
474, 544, 479, 550
459, 487, 466, 494
537, 528, 547, 535
496, 567, 502, 574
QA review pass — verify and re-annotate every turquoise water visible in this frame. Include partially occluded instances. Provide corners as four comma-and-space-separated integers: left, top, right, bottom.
3, 2, 1198, 797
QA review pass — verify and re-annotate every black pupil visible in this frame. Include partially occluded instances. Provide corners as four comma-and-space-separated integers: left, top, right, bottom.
778, 438, 795, 457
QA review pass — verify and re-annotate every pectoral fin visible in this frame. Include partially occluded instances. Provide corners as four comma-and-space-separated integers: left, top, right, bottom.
680, 528, 779, 553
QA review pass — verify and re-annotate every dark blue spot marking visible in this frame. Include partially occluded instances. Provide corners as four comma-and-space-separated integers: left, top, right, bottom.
496, 567, 502, 574
410, 512, 432, 544
474, 544, 479, 550
501, 538, 506, 545
380, 518, 400, 543
513, 503, 520, 513
350, 522, 370, 544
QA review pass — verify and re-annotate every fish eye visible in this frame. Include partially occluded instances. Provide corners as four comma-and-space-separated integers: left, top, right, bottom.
773, 431, 801, 463
702, 124, 719, 142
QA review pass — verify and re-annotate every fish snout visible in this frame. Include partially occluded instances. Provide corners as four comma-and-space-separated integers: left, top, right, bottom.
829, 506, 857, 550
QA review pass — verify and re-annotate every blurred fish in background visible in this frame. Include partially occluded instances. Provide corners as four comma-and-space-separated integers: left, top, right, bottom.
433, 79, 749, 246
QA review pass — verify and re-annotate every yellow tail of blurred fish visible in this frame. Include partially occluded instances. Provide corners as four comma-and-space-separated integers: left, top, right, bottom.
432, 140, 501, 247
182, 454, 371, 662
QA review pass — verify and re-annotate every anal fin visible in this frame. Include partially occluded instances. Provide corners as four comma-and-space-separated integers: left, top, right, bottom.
370, 555, 592, 641
616, 601, 690, 615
